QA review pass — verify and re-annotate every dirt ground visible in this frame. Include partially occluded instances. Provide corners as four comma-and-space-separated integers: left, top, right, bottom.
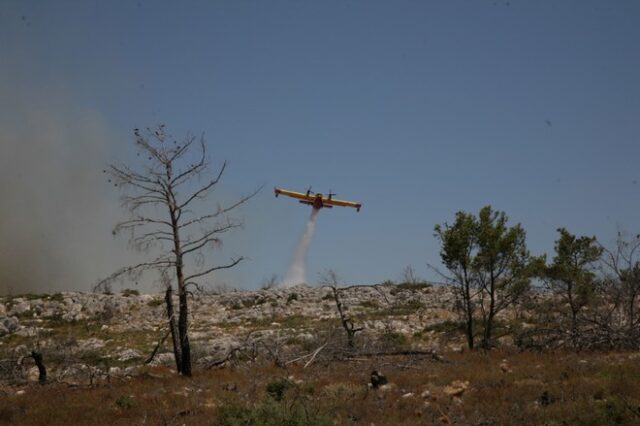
1, 349, 639, 425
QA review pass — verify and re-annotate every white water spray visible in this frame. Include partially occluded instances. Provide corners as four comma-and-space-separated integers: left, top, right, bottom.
282, 208, 320, 287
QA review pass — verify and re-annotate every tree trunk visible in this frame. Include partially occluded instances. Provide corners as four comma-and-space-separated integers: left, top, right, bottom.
482, 272, 496, 349
169, 198, 192, 376
31, 351, 46, 385
567, 282, 577, 329
463, 269, 474, 350
165, 286, 182, 374
483, 312, 494, 349
465, 287, 474, 350
178, 286, 192, 376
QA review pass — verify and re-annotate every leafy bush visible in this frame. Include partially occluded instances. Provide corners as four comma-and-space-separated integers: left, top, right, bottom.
216, 400, 330, 426
146, 298, 164, 307
380, 331, 408, 349
266, 378, 293, 401
390, 283, 431, 295
115, 395, 135, 410
49, 293, 65, 302
396, 282, 431, 291
287, 293, 298, 304
121, 289, 140, 297
600, 397, 630, 424
360, 300, 379, 309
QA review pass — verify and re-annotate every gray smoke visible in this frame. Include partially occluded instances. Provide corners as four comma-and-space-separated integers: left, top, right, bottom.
281, 208, 320, 287
0, 83, 141, 295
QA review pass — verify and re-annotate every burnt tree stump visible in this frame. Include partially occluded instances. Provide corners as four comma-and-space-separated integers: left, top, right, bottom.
31, 351, 46, 385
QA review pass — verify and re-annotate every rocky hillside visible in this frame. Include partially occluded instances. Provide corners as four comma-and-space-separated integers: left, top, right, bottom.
3, 285, 640, 426
0, 284, 467, 384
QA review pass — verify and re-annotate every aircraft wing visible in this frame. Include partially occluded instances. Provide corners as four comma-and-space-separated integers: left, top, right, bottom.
323, 197, 362, 212
274, 188, 314, 202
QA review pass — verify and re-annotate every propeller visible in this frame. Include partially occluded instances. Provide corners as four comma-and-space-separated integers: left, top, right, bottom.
327, 189, 337, 200
306, 186, 314, 196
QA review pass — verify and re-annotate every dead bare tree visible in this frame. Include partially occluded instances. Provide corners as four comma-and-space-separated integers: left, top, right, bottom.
319, 270, 363, 349
598, 232, 640, 346
96, 125, 260, 376
260, 274, 280, 290
400, 264, 421, 285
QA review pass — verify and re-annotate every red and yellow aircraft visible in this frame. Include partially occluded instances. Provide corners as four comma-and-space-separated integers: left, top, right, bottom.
274, 187, 362, 212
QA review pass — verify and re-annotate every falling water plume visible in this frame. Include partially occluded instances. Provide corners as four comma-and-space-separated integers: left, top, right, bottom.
281, 208, 320, 287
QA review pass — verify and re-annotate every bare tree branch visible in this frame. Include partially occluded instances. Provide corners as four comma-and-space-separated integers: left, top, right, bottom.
179, 185, 263, 229
184, 257, 244, 282
181, 221, 241, 256
177, 161, 227, 210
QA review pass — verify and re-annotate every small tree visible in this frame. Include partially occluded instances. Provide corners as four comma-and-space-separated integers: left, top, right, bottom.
434, 211, 478, 349
97, 125, 259, 376
544, 228, 602, 344
474, 206, 538, 348
434, 207, 538, 349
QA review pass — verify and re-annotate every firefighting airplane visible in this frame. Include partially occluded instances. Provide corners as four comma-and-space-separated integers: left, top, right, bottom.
274, 187, 362, 212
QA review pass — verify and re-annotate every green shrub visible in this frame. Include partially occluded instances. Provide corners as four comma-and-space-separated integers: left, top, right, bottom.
216, 400, 330, 426
396, 282, 431, 291
266, 378, 292, 401
147, 298, 164, 307
121, 289, 140, 297
601, 397, 633, 424
115, 395, 135, 410
49, 293, 65, 302
380, 331, 408, 349
287, 293, 298, 304
360, 299, 379, 309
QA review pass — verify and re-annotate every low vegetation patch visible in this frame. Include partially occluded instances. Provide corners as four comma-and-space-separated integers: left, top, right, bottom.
121, 289, 140, 297
2, 350, 639, 425
216, 400, 330, 426
146, 298, 163, 308
392, 282, 432, 292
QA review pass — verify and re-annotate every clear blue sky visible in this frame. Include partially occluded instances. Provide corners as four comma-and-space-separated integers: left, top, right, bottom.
1, 1, 639, 292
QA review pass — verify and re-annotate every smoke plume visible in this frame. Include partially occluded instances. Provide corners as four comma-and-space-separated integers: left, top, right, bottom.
0, 78, 143, 294
281, 208, 320, 287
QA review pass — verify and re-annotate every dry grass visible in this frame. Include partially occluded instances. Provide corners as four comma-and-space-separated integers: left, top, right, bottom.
1, 350, 639, 425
